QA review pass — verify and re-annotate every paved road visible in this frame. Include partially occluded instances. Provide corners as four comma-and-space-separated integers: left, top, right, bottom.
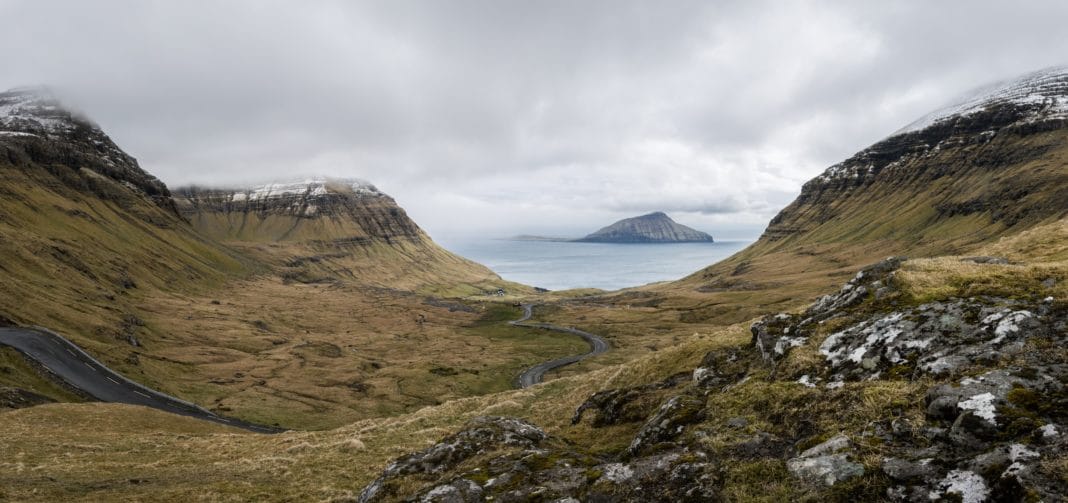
509, 304, 610, 388
0, 326, 280, 433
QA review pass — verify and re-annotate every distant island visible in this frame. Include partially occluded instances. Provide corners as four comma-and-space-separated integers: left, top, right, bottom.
511, 212, 714, 243
509, 234, 571, 242
576, 212, 714, 243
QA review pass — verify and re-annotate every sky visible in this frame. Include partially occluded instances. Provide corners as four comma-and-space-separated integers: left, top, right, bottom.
2, 1, 1067, 241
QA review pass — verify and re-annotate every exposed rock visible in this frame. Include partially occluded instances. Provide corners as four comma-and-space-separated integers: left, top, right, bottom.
818, 297, 1062, 381
881, 457, 937, 482
175, 179, 426, 244
726, 417, 749, 429
627, 394, 706, 457
575, 212, 714, 243
786, 435, 864, 487
750, 257, 905, 364
0, 386, 55, 410
419, 479, 483, 503
571, 372, 690, 427
358, 417, 547, 503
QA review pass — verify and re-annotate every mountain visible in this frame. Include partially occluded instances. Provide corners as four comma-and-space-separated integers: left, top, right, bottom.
575, 212, 714, 243
0, 87, 246, 336
663, 66, 1068, 320
174, 179, 417, 244
173, 178, 507, 295
0, 87, 176, 213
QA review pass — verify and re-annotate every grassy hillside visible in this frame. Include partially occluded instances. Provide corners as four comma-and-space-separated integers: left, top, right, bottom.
3, 217, 1063, 501
0, 162, 251, 366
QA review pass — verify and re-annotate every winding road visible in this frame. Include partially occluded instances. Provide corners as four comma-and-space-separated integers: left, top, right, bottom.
510, 304, 610, 388
0, 326, 280, 433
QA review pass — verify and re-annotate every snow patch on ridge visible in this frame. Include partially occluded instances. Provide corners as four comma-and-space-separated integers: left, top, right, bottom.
0, 87, 81, 136
230, 178, 382, 202
896, 66, 1068, 135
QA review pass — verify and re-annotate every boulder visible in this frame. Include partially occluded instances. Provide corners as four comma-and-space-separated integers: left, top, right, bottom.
786, 434, 865, 486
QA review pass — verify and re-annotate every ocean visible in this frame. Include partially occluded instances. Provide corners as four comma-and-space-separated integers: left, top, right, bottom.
442, 239, 754, 291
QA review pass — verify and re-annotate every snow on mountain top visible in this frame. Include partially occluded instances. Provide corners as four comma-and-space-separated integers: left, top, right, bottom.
895, 66, 1068, 135
0, 86, 87, 136
226, 178, 382, 202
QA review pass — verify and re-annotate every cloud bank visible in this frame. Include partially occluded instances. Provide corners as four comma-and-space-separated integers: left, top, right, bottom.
2, 1, 1067, 239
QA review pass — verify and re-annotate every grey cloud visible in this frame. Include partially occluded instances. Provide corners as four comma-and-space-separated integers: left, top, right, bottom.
1, 1, 1066, 239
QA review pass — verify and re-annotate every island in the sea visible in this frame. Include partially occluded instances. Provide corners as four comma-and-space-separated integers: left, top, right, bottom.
511, 212, 714, 243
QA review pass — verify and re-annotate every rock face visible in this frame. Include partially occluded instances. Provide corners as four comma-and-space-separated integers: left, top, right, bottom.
0, 87, 175, 212
173, 178, 426, 244
576, 212, 714, 243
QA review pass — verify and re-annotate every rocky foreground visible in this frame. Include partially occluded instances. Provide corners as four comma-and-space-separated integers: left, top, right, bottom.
360, 257, 1066, 502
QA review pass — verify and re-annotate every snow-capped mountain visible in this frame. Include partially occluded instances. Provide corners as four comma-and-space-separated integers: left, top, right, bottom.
897, 66, 1068, 135
753, 65, 1068, 250
0, 87, 172, 206
173, 178, 426, 243
813, 66, 1068, 187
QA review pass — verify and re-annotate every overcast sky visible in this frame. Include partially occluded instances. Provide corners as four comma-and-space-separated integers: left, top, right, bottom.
2, 1, 1067, 240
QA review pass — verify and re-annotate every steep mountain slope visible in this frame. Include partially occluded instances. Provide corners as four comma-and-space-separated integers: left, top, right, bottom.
651, 67, 1068, 322
0, 87, 248, 348
174, 179, 416, 243
173, 179, 508, 295
575, 211, 714, 243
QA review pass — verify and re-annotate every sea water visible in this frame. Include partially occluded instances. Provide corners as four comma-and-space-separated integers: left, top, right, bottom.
442, 239, 754, 291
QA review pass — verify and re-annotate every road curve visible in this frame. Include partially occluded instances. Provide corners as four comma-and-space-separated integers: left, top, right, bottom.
0, 326, 281, 433
510, 304, 610, 388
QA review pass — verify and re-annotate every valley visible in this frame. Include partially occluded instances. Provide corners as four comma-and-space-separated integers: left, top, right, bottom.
1, 62, 1067, 502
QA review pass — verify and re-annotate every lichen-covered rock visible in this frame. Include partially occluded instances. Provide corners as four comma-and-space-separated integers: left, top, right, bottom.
881, 457, 937, 482
571, 372, 690, 427
803, 257, 905, 321
751, 313, 805, 363
418, 479, 483, 503
627, 394, 706, 457
818, 297, 1064, 381
358, 417, 547, 502
786, 435, 864, 486
750, 257, 906, 364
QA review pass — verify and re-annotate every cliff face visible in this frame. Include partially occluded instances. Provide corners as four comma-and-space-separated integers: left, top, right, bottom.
577, 212, 714, 243
0, 88, 175, 213
174, 179, 426, 244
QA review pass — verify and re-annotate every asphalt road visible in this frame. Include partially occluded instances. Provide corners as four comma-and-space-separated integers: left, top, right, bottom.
510, 304, 610, 388
0, 326, 280, 433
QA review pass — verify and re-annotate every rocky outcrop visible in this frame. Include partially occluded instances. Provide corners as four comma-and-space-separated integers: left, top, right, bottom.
575, 212, 714, 243
173, 178, 426, 244
0, 87, 175, 213
359, 416, 721, 503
